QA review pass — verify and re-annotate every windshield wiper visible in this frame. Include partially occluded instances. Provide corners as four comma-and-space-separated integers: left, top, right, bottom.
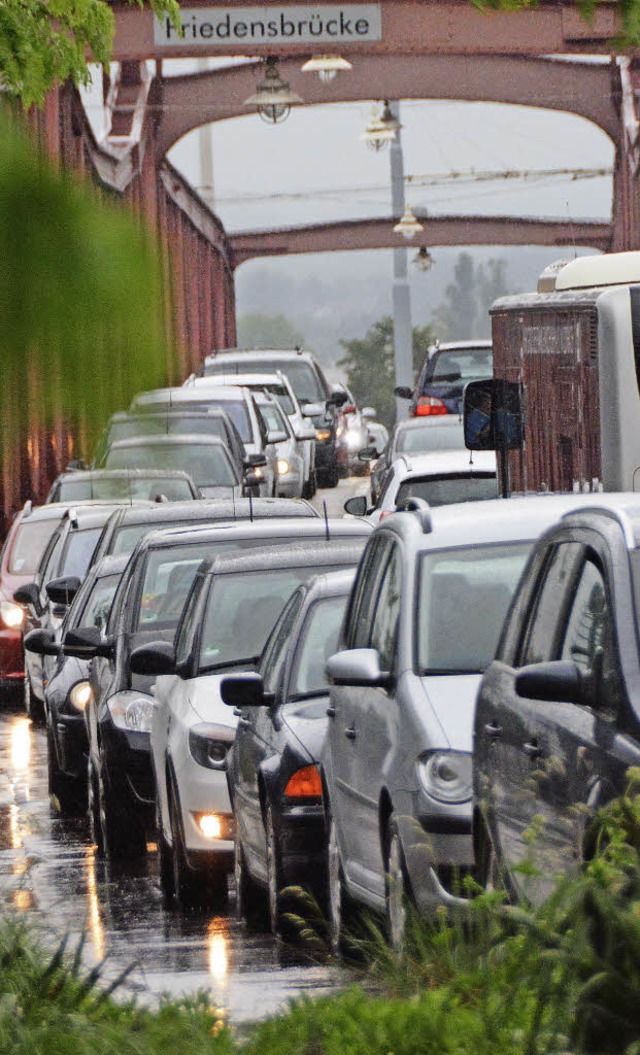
198, 655, 260, 675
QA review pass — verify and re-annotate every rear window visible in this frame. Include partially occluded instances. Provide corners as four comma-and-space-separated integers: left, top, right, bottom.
397, 423, 466, 454
395, 472, 498, 507
426, 349, 493, 387
105, 443, 238, 487
8, 519, 61, 575
257, 360, 325, 404
109, 416, 229, 444
55, 476, 195, 502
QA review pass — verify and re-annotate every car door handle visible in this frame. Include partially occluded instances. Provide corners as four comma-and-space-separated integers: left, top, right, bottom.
344, 726, 356, 740
484, 722, 502, 738
326, 706, 336, 718
522, 740, 542, 759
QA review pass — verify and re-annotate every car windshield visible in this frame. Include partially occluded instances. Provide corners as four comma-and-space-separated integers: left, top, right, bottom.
416, 542, 530, 674
55, 476, 195, 502
290, 594, 348, 699
397, 423, 466, 454
8, 519, 60, 575
198, 564, 345, 673
428, 349, 493, 385
109, 415, 230, 444
111, 520, 199, 556
106, 443, 238, 487
60, 528, 102, 579
263, 384, 295, 416
76, 572, 121, 632
134, 536, 303, 631
255, 360, 325, 404
395, 473, 498, 507
260, 401, 289, 435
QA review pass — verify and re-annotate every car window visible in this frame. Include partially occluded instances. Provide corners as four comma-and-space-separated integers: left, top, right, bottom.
264, 385, 295, 416
257, 360, 326, 403
136, 553, 205, 630
8, 518, 60, 575
38, 531, 64, 589
260, 401, 289, 436
519, 543, 585, 666
395, 473, 498, 508
60, 528, 102, 580
344, 535, 390, 650
427, 349, 493, 385
560, 557, 623, 713
370, 544, 402, 672
175, 578, 205, 668
106, 443, 238, 487
261, 589, 305, 695
417, 543, 530, 674
76, 573, 121, 632
396, 424, 466, 454
290, 594, 348, 698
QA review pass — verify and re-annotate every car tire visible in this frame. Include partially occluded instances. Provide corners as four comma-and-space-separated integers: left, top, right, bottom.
156, 795, 175, 906
477, 821, 505, 894
265, 805, 296, 941
88, 755, 104, 855
46, 718, 84, 816
169, 783, 227, 910
385, 814, 411, 950
234, 830, 267, 928
327, 814, 358, 956
98, 756, 146, 860
324, 464, 339, 489
25, 674, 44, 724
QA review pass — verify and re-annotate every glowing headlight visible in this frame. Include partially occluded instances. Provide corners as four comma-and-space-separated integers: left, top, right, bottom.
345, 431, 361, 450
69, 680, 93, 712
252, 467, 264, 480
107, 692, 156, 733
0, 601, 25, 630
315, 428, 331, 442
277, 459, 290, 476
418, 751, 472, 804
189, 723, 234, 770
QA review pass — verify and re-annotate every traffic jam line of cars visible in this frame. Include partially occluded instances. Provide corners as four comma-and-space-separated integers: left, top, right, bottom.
3, 334, 640, 954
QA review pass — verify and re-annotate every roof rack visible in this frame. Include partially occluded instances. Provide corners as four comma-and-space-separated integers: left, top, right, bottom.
395, 496, 432, 533
22, 500, 33, 518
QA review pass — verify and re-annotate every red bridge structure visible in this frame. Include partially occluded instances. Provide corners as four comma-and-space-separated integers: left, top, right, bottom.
10, 0, 640, 518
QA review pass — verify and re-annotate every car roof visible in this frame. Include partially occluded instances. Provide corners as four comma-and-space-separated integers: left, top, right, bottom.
15, 503, 71, 524
136, 517, 371, 553
554, 496, 640, 550
55, 468, 196, 481
107, 434, 228, 449
119, 408, 233, 420
91, 553, 131, 577
205, 540, 365, 577
392, 450, 496, 475
106, 497, 317, 527
431, 340, 493, 353
207, 349, 314, 362
131, 384, 250, 405
207, 372, 288, 387
58, 505, 125, 529
378, 492, 640, 551
303, 567, 357, 602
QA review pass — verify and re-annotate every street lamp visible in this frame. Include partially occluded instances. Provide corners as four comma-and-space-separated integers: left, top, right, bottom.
413, 247, 434, 271
361, 101, 401, 151
393, 205, 423, 240
243, 57, 303, 124
300, 54, 352, 82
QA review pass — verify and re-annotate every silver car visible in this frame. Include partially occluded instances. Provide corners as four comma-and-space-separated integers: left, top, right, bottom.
323, 493, 606, 949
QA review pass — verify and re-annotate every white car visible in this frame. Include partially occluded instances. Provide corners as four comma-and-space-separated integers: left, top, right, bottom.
254, 391, 306, 499
366, 449, 497, 523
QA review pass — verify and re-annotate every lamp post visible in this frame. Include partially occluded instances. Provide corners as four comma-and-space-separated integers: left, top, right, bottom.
388, 102, 414, 424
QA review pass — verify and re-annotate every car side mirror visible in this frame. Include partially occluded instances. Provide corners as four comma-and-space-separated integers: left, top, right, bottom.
394, 386, 413, 400
358, 447, 377, 463
244, 453, 267, 469
63, 625, 114, 659
326, 649, 391, 688
326, 391, 348, 407
220, 672, 273, 709
361, 407, 376, 419
302, 402, 324, 418
267, 430, 288, 444
45, 576, 82, 607
23, 627, 60, 657
344, 495, 368, 517
129, 641, 177, 677
13, 582, 41, 611
515, 660, 593, 706
294, 424, 317, 442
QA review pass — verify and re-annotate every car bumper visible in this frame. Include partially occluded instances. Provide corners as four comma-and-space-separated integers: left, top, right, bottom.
174, 751, 235, 857
277, 803, 327, 887
53, 713, 88, 778
399, 801, 474, 913
0, 629, 24, 682
101, 722, 155, 819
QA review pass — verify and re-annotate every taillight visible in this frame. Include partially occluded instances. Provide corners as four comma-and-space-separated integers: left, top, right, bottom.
414, 396, 448, 416
284, 765, 323, 799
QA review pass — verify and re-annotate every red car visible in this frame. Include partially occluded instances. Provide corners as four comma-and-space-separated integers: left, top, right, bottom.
0, 503, 67, 690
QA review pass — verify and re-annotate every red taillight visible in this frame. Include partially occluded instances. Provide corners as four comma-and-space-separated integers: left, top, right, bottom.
379, 510, 394, 521
414, 396, 448, 416
284, 765, 323, 799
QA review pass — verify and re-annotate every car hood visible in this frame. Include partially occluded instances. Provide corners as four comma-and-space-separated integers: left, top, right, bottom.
281, 695, 329, 763
187, 673, 240, 729
420, 674, 482, 752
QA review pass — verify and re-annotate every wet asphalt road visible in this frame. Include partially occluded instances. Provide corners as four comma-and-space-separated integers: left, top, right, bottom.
0, 476, 369, 1028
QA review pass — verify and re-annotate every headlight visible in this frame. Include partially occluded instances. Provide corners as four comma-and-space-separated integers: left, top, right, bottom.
252, 467, 264, 480
345, 431, 361, 450
277, 459, 290, 476
69, 680, 93, 712
418, 751, 472, 804
107, 691, 156, 733
0, 601, 25, 630
189, 722, 235, 770
315, 428, 331, 442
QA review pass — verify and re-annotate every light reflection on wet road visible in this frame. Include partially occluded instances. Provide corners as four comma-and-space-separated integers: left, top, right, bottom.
0, 707, 345, 1025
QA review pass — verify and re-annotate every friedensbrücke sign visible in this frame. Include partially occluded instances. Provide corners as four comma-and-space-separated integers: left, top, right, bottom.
154, 5, 382, 46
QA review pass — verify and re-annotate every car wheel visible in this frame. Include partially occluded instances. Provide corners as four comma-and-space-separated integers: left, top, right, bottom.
88, 755, 104, 855
169, 784, 227, 910
46, 718, 84, 816
156, 794, 175, 905
265, 805, 296, 940
324, 464, 339, 489
385, 814, 411, 950
327, 814, 357, 956
24, 674, 44, 724
234, 830, 267, 928
98, 757, 146, 860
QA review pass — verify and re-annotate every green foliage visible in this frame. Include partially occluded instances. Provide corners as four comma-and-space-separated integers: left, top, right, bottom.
471, 0, 640, 48
0, 110, 174, 456
337, 316, 435, 429
0, 0, 178, 108
236, 313, 306, 351
431, 253, 511, 341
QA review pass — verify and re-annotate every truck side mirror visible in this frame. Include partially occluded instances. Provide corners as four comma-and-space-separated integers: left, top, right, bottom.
463, 380, 495, 450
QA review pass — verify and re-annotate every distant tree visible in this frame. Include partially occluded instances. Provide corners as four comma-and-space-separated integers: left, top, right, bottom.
431, 253, 512, 340
338, 317, 435, 430
237, 313, 306, 350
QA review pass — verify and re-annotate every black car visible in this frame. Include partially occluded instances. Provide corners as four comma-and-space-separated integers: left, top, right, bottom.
473, 499, 640, 905
64, 517, 371, 860
90, 497, 319, 565
222, 568, 356, 937
14, 504, 120, 721
24, 554, 128, 814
